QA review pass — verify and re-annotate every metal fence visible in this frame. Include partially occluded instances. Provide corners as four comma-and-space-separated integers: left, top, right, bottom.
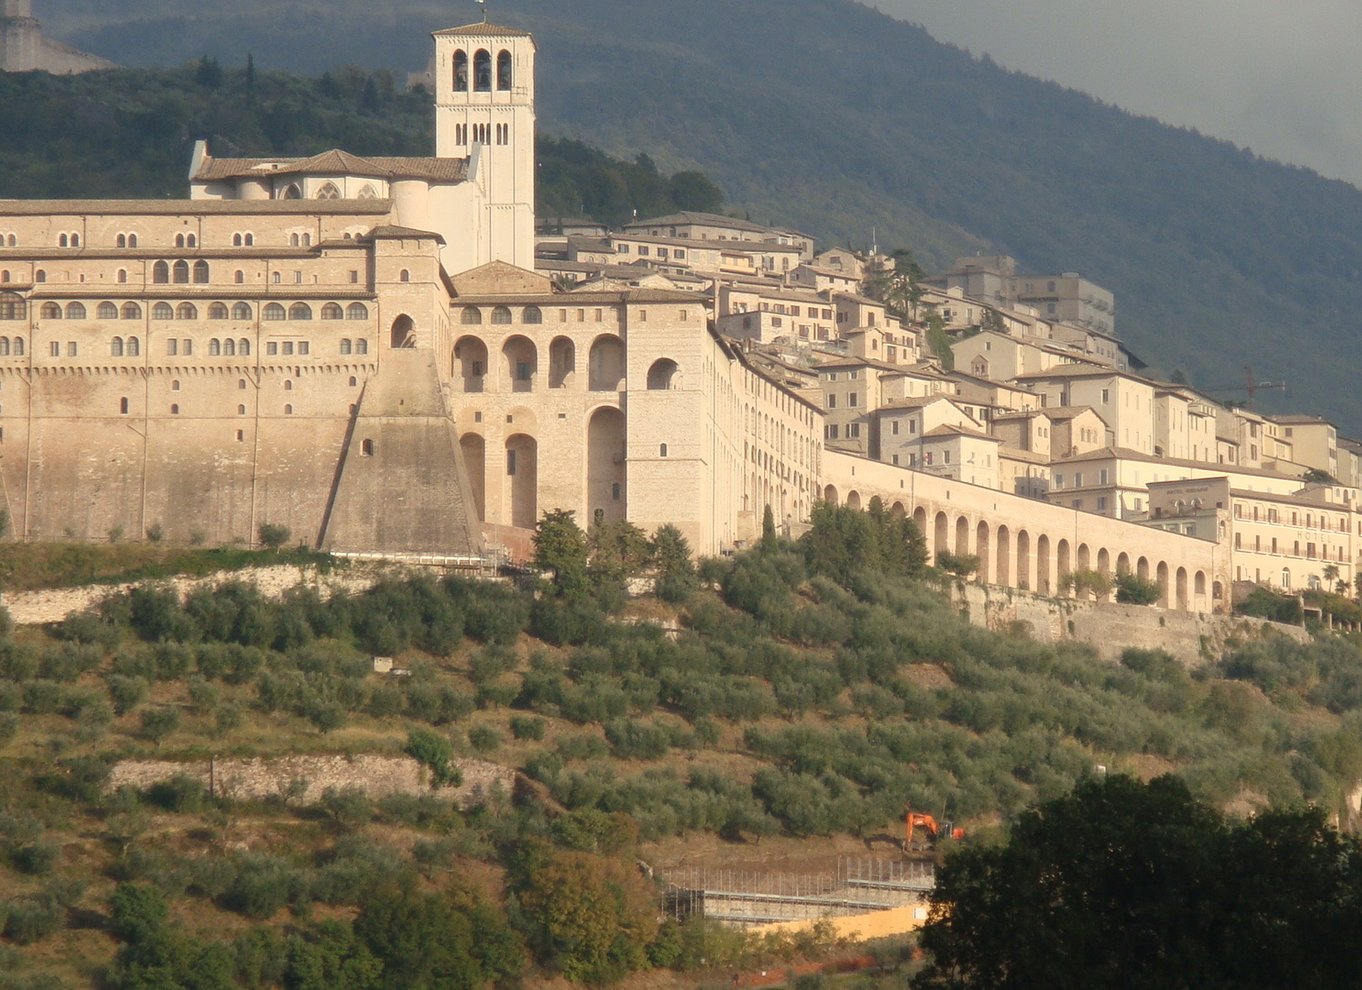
661, 856, 933, 927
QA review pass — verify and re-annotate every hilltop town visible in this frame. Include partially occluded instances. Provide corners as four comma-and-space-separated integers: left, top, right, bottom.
0, 14, 1352, 620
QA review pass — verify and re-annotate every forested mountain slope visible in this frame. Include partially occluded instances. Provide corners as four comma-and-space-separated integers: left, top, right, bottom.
28, 0, 1362, 428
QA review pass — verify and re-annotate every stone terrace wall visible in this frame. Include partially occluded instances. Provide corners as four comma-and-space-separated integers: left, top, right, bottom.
952, 582, 1311, 667
2, 561, 389, 626
107, 754, 515, 809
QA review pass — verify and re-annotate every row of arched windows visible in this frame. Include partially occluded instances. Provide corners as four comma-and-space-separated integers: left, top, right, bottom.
115, 233, 138, 248
0, 234, 15, 247
109, 337, 141, 357
460, 304, 542, 326
338, 338, 370, 355
152, 260, 210, 285
0, 337, 25, 356
57, 232, 80, 248
33, 300, 370, 323
174, 233, 198, 248
0, 293, 23, 321
207, 339, 252, 356
261, 302, 368, 321
453, 48, 513, 93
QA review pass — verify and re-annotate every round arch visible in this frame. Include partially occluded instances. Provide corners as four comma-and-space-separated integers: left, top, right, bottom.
647, 358, 681, 390
1036, 534, 1051, 593
995, 524, 1010, 586
1016, 530, 1031, 590
505, 433, 537, 529
502, 335, 538, 392
549, 336, 576, 389
459, 432, 486, 521
588, 335, 625, 391
587, 406, 626, 525
390, 314, 415, 349
453, 335, 487, 392
975, 521, 991, 583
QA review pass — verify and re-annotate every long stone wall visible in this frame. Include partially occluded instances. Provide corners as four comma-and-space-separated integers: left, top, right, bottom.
950, 581, 1311, 666
107, 754, 515, 809
1, 561, 386, 625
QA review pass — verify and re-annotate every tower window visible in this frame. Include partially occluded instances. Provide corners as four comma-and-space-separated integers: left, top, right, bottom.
453, 49, 468, 92
497, 50, 513, 90
474, 49, 492, 91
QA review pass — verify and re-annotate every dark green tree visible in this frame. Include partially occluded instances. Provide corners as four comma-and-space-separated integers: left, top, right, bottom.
1115, 572, 1162, 605
651, 524, 698, 603
532, 509, 591, 602
914, 775, 1362, 990
354, 882, 521, 990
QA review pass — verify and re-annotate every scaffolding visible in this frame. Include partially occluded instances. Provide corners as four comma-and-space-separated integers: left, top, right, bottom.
661, 855, 934, 927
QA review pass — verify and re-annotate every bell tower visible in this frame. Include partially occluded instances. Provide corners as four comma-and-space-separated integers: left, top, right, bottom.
433, 21, 536, 271
1, 0, 38, 72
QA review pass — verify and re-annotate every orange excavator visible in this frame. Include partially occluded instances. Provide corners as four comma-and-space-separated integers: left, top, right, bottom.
903, 810, 964, 851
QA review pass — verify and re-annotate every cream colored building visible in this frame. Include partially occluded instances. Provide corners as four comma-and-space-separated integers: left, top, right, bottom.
0, 18, 828, 559
821, 451, 1222, 610
191, 23, 536, 277
1144, 477, 1362, 593
1015, 366, 1157, 455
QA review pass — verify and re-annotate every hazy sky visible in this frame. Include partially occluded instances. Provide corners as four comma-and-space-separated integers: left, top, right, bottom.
870, 0, 1362, 189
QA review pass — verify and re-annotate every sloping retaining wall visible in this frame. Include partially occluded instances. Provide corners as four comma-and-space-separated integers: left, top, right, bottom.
951, 583, 1311, 667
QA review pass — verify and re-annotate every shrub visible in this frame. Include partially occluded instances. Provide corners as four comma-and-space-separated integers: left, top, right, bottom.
3, 894, 63, 944
144, 774, 208, 813
936, 551, 980, 577
319, 787, 373, 831
1063, 568, 1113, 598
510, 715, 546, 741
257, 522, 291, 550
221, 854, 304, 919
1116, 573, 1163, 605
139, 706, 180, 746
405, 728, 459, 787
468, 724, 502, 754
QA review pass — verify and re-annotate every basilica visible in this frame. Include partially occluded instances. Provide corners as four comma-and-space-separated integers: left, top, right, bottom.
0, 19, 820, 559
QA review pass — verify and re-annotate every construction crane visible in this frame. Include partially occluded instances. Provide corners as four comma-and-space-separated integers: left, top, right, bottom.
903, 810, 965, 851
1202, 366, 1286, 407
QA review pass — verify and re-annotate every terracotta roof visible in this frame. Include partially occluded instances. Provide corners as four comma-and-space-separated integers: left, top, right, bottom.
1053, 446, 1306, 482
432, 22, 534, 37
193, 152, 469, 183
815, 355, 903, 372
876, 395, 958, 411
923, 424, 997, 441
625, 211, 779, 235
369, 225, 445, 243
0, 200, 394, 216
1042, 405, 1100, 421
999, 446, 1050, 464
